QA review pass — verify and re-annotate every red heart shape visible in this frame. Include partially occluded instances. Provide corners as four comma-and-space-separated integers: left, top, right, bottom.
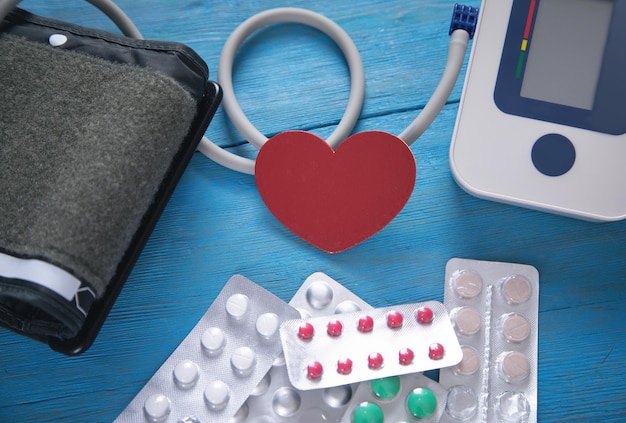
255, 130, 416, 253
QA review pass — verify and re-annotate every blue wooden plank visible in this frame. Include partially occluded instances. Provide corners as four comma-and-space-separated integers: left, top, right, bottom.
2, 0, 626, 422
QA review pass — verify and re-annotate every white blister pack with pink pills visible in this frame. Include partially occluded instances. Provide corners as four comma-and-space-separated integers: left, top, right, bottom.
114, 274, 300, 423
280, 299, 462, 390
439, 258, 539, 423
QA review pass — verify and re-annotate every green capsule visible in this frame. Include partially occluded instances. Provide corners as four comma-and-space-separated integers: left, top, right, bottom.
370, 376, 401, 400
406, 387, 437, 419
352, 401, 384, 423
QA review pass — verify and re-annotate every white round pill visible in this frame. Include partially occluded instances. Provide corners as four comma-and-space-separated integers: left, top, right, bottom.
226, 293, 250, 319
201, 327, 226, 356
143, 393, 171, 423
173, 360, 200, 389
256, 312, 280, 338
231, 346, 257, 376
204, 380, 231, 410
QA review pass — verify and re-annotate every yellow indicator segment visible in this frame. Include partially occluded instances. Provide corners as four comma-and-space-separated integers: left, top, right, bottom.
521, 39, 528, 51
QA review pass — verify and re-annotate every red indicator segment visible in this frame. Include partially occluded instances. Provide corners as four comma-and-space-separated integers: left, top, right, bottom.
516, 0, 538, 79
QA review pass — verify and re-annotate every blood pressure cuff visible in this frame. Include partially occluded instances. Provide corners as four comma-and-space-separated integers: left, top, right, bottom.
0, 9, 221, 354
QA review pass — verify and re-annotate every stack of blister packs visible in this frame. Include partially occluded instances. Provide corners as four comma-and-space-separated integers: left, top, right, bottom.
115, 259, 539, 423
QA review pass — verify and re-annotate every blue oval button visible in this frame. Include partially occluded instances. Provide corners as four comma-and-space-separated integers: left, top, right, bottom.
531, 134, 576, 177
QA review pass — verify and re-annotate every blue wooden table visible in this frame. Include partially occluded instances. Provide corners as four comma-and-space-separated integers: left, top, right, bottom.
2, 1, 625, 422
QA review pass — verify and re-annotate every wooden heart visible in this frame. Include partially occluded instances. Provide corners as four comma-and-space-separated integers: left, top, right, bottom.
255, 130, 416, 253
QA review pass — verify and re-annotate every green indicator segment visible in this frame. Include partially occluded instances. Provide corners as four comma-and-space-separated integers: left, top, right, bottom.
515, 51, 526, 79
406, 387, 438, 419
352, 402, 384, 423
370, 376, 401, 400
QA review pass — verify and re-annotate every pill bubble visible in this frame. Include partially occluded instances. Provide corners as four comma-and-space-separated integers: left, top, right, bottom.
230, 402, 249, 422
445, 385, 478, 420
256, 312, 279, 338
337, 357, 353, 375
428, 343, 445, 360
454, 346, 480, 376
327, 319, 343, 337
500, 313, 531, 343
399, 347, 415, 365
497, 351, 530, 383
416, 306, 434, 324
226, 293, 249, 319
368, 352, 384, 369
306, 281, 334, 309
452, 270, 483, 299
143, 393, 171, 423
307, 361, 323, 379
358, 315, 374, 333
406, 388, 438, 419
201, 327, 226, 356
370, 376, 401, 400
231, 346, 256, 377
323, 384, 353, 408
272, 352, 286, 367
173, 360, 200, 389
335, 300, 361, 314
501, 275, 532, 305
272, 387, 302, 417
452, 307, 482, 336
386, 310, 403, 328
251, 371, 271, 396
178, 417, 201, 423
496, 391, 531, 423
298, 322, 315, 340
204, 380, 231, 410
352, 402, 384, 423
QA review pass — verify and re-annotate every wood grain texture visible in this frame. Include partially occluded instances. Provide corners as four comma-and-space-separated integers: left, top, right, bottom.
2, 1, 626, 422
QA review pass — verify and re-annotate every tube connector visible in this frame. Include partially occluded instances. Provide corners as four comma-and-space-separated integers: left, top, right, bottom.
450, 4, 479, 39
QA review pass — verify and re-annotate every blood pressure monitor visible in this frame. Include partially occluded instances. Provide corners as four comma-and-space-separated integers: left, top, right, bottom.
450, 0, 626, 221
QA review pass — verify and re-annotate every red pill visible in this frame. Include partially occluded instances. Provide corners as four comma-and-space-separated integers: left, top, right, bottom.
399, 347, 415, 365
386, 311, 403, 328
298, 322, 314, 340
429, 343, 445, 360
307, 361, 323, 379
327, 319, 343, 337
357, 315, 374, 332
368, 352, 384, 369
416, 306, 434, 324
337, 358, 353, 375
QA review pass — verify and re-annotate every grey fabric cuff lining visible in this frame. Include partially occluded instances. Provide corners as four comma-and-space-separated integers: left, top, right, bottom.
0, 34, 198, 302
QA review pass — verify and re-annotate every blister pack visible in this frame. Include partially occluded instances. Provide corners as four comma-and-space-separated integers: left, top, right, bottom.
236, 272, 373, 422
280, 300, 462, 390
340, 373, 448, 423
438, 258, 539, 423
114, 275, 300, 423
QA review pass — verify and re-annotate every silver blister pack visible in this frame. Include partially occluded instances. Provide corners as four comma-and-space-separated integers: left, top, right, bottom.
340, 373, 448, 423
236, 272, 373, 422
439, 258, 539, 423
280, 300, 462, 390
114, 275, 300, 423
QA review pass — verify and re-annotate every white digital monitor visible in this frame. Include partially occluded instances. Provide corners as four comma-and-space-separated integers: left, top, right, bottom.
450, 0, 626, 221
